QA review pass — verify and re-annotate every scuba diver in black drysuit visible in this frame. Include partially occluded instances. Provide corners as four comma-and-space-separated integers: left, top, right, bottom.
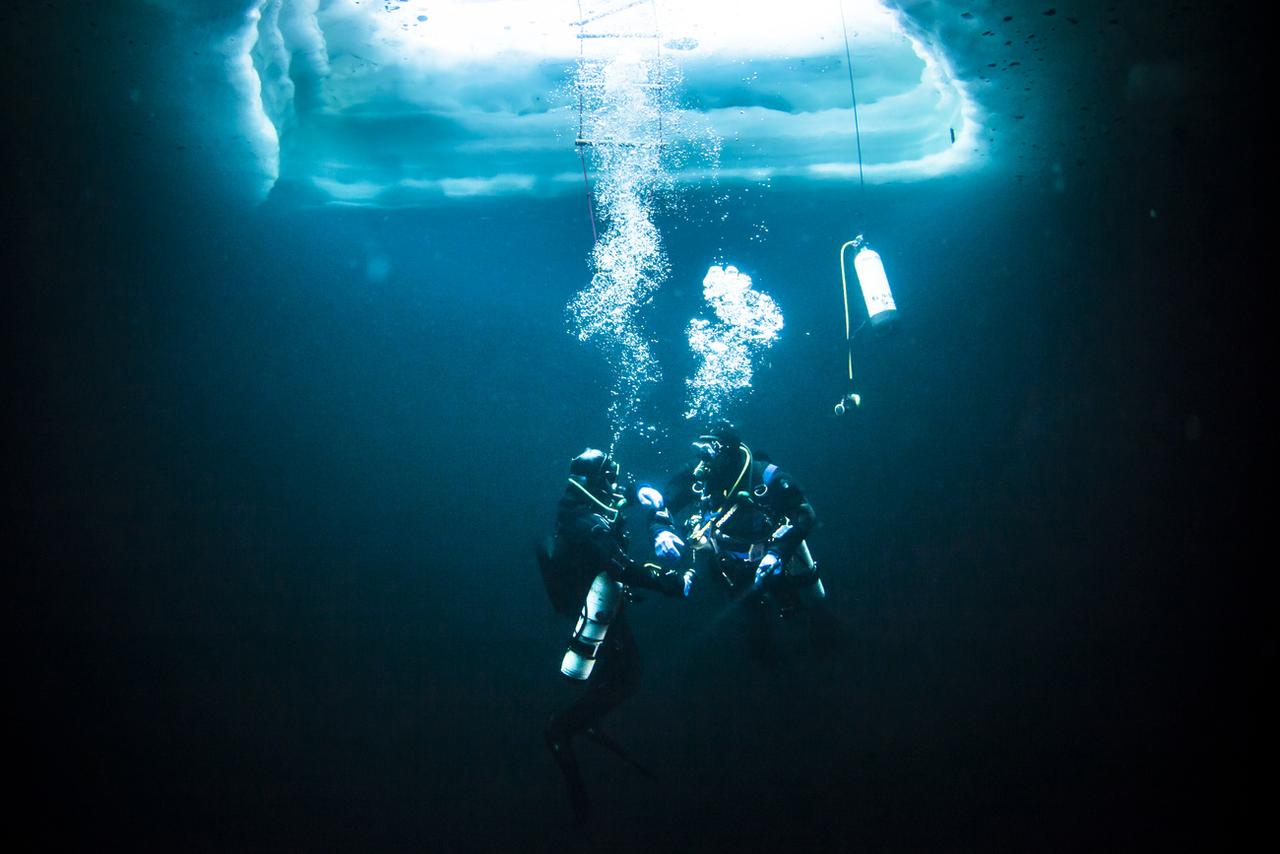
537, 448, 690, 824
645, 421, 837, 661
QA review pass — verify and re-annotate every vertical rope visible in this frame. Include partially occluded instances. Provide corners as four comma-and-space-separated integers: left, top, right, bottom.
577, 0, 598, 242
651, 0, 662, 144
648, 0, 664, 212
837, 2, 867, 410
838, 0, 865, 193
579, 147, 598, 242
577, 1, 586, 140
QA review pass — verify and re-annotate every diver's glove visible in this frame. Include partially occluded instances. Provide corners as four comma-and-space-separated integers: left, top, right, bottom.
632, 564, 690, 599
655, 569, 692, 599
636, 486, 664, 510
753, 552, 784, 587
654, 530, 684, 563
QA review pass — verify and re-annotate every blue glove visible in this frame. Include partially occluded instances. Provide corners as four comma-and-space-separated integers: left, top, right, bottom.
754, 552, 783, 587
654, 569, 693, 598
637, 486, 664, 510
654, 530, 684, 562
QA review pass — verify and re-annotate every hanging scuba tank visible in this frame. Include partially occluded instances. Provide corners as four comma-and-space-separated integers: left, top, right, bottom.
834, 235, 898, 414
851, 238, 898, 329
560, 571, 624, 680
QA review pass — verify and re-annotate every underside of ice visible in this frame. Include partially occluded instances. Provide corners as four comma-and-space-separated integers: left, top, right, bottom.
143, 0, 982, 206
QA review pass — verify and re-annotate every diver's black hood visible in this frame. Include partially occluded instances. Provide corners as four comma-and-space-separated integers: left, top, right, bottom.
558, 477, 622, 523
699, 420, 742, 450
701, 443, 748, 490
693, 421, 746, 487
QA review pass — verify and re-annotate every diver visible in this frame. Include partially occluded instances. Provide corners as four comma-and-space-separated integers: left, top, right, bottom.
643, 421, 837, 662
537, 448, 690, 824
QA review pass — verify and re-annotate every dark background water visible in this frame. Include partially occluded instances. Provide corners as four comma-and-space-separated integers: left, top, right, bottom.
6, 1, 1268, 850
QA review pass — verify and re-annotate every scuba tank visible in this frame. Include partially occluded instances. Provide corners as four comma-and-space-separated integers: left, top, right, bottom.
560, 572, 624, 680
834, 236, 898, 414
851, 239, 898, 328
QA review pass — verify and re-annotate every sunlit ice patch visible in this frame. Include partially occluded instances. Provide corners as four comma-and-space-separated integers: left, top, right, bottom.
193, 0, 982, 205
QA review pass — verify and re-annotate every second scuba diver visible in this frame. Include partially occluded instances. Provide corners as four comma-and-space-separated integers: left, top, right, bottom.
641, 421, 838, 661
537, 448, 690, 824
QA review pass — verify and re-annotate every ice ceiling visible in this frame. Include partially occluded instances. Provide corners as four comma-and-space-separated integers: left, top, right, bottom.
147, 0, 984, 205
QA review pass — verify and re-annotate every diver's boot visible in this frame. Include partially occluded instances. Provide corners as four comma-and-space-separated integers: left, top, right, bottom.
545, 723, 591, 825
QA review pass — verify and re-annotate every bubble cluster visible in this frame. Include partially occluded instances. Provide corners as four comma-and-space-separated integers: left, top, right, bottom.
567, 53, 680, 446
685, 265, 783, 420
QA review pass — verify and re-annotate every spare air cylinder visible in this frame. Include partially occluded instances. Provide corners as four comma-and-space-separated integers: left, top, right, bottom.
852, 242, 898, 328
560, 572, 623, 680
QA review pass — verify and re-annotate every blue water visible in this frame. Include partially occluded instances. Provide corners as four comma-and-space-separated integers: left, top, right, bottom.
7, 1, 1264, 850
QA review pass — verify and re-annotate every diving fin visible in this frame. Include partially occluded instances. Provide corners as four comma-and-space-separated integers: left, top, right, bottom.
584, 726, 657, 781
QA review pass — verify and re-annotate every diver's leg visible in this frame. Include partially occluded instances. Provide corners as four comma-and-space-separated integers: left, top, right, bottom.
550, 611, 641, 736
545, 612, 642, 822
784, 543, 842, 653
786, 541, 827, 608
578, 616, 654, 777
720, 555, 774, 664
544, 715, 591, 824
584, 611, 643, 722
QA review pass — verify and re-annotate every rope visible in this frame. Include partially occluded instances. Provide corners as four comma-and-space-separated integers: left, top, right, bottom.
651, 0, 662, 144
838, 239, 872, 395
574, 0, 664, 243
576, 0, 599, 242
579, 147, 598, 242
836, 3, 867, 410
838, 0, 865, 192
839, 239, 857, 384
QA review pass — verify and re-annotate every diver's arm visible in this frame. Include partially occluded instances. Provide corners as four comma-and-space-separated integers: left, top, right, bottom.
764, 473, 816, 563
648, 467, 697, 538
581, 520, 686, 597
645, 477, 686, 566
620, 560, 688, 597
580, 515, 630, 578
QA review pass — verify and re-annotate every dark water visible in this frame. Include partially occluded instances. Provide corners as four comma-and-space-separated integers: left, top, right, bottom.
7, 2, 1267, 850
